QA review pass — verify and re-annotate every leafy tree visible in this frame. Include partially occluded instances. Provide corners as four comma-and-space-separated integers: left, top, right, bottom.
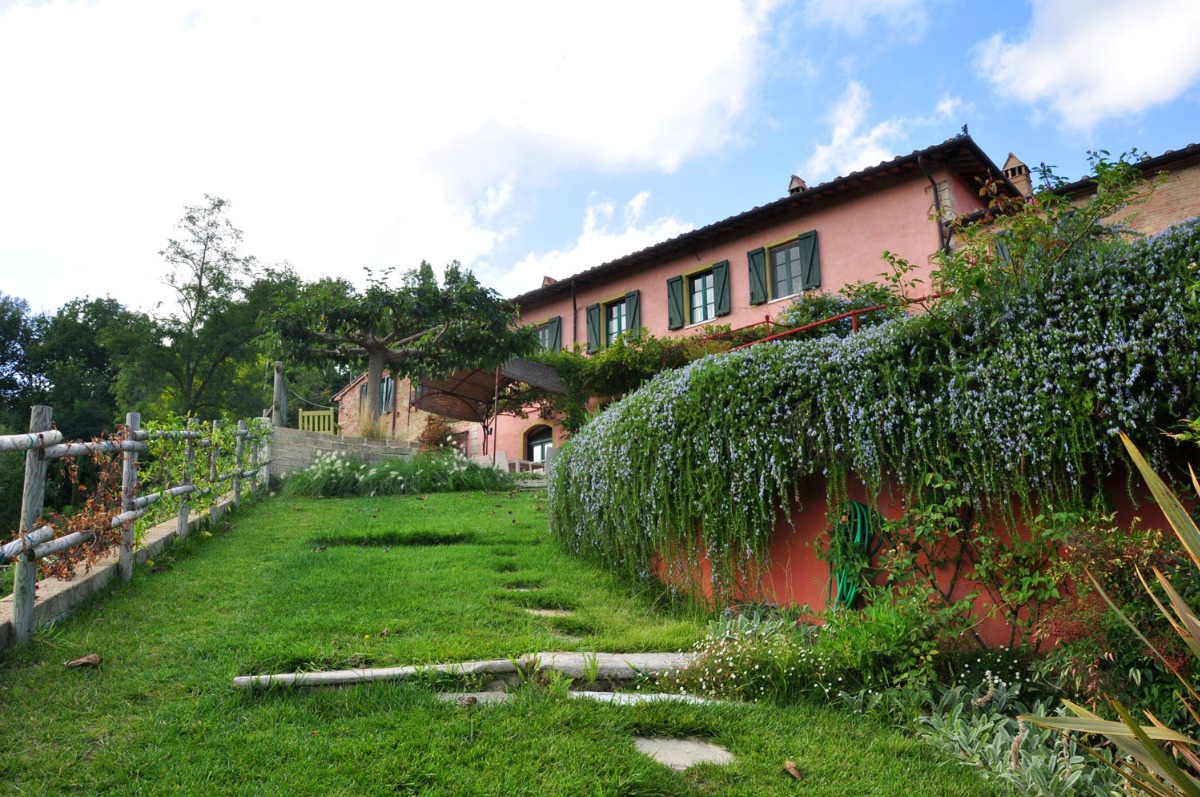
119, 195, 265, 417
0, 293, 36, 427
27, 297, 145, 438
277, 263, 534, 422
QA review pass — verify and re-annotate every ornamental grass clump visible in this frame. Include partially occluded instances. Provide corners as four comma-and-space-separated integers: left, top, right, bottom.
281, 450, 513, 498
1022, 434, 1200, 795
548, 216, 1200, 604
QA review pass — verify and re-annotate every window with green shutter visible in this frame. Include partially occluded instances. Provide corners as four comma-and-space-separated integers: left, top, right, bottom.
533, 316, 562, 353
751, 231, 820, 302
689, 271, 715, 323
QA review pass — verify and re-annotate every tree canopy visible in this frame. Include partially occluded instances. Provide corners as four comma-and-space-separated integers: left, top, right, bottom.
277, 263, 535, 422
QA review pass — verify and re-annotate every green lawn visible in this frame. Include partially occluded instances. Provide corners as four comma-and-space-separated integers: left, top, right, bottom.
0, 491, 1010, 796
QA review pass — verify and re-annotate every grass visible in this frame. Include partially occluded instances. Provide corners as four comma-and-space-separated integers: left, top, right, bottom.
0, 491, 1010, 796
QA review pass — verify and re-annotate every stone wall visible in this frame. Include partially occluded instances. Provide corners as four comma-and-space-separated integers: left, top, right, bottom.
270, 426, 415, 477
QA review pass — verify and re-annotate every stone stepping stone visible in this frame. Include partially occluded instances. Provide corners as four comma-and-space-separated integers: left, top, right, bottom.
634, 737, 734, 771
524, 608, 573, 618
570, 691, 715, 706
436, 691, 717, 707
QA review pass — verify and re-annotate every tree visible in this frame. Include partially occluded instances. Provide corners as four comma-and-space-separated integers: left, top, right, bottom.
0, 293, 36, 427
277, 263, 534, 423
28, 297, 143, 438
125, 195, 265, 417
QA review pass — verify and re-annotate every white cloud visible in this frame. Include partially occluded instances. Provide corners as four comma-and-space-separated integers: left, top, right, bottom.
490, 194, 693, 298
804, 0, 928, 38
0, 0, 781, 314
803, 82, 906, 181
936, 95, 965, 119
974, 0, 1200, 129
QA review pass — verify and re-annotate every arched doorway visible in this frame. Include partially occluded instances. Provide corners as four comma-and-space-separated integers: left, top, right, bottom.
525, 425, 553, 464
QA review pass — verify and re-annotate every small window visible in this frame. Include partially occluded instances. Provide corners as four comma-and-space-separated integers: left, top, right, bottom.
605, 299, 627, 346
689, 271, 715, 324
532, 316, 562, 353
526, 425, 553, 463
771, 242, 805, 299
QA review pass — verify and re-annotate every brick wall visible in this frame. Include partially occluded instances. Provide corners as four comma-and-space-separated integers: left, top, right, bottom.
1122, 162, 1200, 236
270, 426, 415, 478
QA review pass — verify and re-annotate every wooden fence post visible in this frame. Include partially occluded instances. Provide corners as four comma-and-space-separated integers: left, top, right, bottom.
12, 405, 52, 645
234, 420, 245, 507
119, 412, 140, 583
178, 418, 195, 539
271, 362, 285, 427
209, 420, 219, 484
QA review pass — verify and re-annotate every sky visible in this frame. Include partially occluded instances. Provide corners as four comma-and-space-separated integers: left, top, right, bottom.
2, 0, 1198, 318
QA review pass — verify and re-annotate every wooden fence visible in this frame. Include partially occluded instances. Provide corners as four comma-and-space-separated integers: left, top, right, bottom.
0, 405, 270, 647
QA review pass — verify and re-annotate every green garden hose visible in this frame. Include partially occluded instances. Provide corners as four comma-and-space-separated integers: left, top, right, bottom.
829, 500, 883, 610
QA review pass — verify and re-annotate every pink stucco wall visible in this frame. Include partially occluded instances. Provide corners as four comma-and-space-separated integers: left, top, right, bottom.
491, 167, 987, 464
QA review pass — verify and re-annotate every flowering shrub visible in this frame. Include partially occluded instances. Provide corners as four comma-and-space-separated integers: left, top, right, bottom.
548, 213, 1200, 603
281, 450, 513, 498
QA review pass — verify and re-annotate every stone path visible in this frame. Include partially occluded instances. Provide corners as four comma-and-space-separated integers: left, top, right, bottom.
232, 651, 694, 689
236, 651, 735, 772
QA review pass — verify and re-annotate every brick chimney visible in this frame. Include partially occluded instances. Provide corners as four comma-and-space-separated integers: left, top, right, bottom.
1002, 153, 1032, 196
788, 175, 808, 195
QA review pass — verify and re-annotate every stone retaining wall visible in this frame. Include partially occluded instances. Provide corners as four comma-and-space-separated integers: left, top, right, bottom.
270, 426, 415, 477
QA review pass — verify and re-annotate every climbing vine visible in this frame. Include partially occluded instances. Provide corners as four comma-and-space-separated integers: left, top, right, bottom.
547, 155, 1200, 605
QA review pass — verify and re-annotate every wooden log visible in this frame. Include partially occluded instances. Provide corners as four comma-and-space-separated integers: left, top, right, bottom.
130, 484, 195, 510
271, 361, 285, 427
43, 439, 147, 460
0, 428, 63, 453
209, 420, 219, 484
130, 430, 203, 441
0, 525, 55, 562
119, 412, 139, 583
231, 652, 697, 690
178, 419, 195, 539
232, 658, 521, 689
12, 406, 52, 645
109, 507, 146, 528
234, 420, 246, 507
31, 529, 95, 560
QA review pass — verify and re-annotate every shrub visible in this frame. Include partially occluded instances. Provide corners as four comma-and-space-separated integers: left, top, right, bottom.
548, 216, 1200, 604
281, 450, 514, 498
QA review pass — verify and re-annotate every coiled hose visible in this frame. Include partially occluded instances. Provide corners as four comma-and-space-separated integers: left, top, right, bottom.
830, 500, 883, 610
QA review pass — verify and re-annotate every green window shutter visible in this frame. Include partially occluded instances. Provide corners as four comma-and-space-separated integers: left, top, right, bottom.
625, 289, 640, 331
546, 316, 562, 353
747, 248, 767, 305
666, 276, 684, 329
994, 233, 1012, 269
799, 231, 821, 290
585, 304, 601, 353
712, 260, 731, 316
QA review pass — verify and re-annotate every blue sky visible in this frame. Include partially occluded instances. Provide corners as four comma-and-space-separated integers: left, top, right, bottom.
2, 0, 1198, 316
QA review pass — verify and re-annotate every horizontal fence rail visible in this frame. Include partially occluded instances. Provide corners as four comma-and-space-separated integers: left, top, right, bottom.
1, 405, 271, 647
0, 430, 64, 453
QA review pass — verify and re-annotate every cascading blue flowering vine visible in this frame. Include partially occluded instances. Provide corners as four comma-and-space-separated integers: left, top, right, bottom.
547, 219, 1200, 601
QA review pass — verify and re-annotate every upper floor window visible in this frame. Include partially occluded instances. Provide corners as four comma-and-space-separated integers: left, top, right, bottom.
690, 271, 715, 323
748, 230, 820, 305
605, 299, 627, 346
585, 291, 640, 353
666, 261, 730, 330
532, 316, 562, 353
